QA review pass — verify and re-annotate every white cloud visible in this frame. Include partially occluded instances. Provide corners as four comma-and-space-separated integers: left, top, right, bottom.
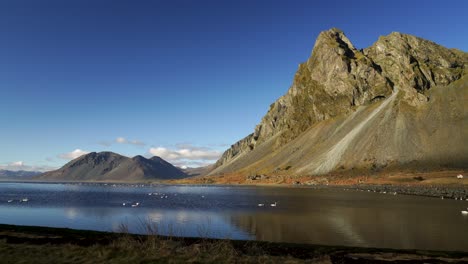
130, 140, 145, 146
148, 144, 221, 168
59, 149, 90, 160
172, 160, 214, 169
115, 137, 145, 146
149, 147, 221, 161
116, 137, 127, 143
10, 161, 24, 167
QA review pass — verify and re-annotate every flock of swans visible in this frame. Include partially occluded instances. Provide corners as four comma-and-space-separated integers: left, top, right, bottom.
6, 198, 28, 203
258, 202, 277, 207
5, 187, 467, 215
119, 191, 280, 209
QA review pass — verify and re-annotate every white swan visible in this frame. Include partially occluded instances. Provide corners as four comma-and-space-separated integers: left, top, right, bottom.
270, 202, 277, 207
258, 203, 264, 207
461, 210, 468, 215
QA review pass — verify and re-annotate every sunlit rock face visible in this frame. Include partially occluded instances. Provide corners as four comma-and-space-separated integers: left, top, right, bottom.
212, 28, 467, 176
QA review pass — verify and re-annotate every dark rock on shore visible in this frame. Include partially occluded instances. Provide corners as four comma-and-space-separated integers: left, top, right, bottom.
345, 184, 468, 200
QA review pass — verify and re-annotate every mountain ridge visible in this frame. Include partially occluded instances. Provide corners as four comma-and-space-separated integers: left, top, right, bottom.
38, 151, 187, 181
211, 28, 467, 177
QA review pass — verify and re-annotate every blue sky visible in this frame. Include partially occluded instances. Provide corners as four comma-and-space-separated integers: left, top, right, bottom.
1, 0, 467, 170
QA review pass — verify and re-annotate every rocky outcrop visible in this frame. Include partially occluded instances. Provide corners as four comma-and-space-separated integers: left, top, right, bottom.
38, 152, 187, 181
212, 28, 467, 176
364, 32, 467, 105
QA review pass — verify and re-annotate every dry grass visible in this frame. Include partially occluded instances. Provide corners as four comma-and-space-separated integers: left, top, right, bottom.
0, 233, 316, 264
1, 223, 467, 264
169, 169, 468, 187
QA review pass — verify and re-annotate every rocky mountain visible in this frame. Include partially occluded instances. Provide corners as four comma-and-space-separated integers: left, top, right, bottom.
37, 152, 187, 181
0, 170, 41, 179
211, 28, 467, 176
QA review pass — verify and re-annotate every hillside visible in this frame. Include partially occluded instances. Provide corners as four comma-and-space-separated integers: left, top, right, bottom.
210, 28, 467, 177
37, 152, 187, 181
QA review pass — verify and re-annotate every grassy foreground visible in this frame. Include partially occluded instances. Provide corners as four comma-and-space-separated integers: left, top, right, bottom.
1, 224, 467, 263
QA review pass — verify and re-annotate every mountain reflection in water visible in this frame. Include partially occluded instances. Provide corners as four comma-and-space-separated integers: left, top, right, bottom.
0, 183, 467, 251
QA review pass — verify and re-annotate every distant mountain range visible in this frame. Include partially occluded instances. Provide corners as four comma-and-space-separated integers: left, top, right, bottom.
0, 170, 42, 179
37, 152, 187, 181
210, 28, 467, 177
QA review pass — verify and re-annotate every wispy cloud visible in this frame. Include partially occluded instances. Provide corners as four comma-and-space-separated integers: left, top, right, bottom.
0, 161, 56, 172
115, 137, 146, 146
149, 146, 221, 161
97, 137, 146, 147
116, 137, 127, 144
148, 144, 221, 168
58, 149, 90, 160
171, 160, 214, 169
207, 143, 231, 148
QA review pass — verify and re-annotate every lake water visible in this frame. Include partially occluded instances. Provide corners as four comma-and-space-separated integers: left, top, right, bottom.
0, 182, 467, 251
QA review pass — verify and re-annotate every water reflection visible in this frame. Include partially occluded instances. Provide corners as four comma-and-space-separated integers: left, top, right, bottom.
65, 207, 78, 220
227, 194, 468, 251
0, 183, 467, 251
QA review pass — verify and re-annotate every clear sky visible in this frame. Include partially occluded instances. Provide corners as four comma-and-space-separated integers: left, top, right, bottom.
1, 0, 467, 171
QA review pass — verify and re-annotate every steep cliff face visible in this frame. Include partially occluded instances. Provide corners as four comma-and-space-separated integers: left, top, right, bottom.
212, 28, 467, 176
364, 32, 467, 105
215, 29, 393, 168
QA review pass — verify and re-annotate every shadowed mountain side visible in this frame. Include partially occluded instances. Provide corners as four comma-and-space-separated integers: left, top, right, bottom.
211, 28, 467, 176
37, 152, 187, 181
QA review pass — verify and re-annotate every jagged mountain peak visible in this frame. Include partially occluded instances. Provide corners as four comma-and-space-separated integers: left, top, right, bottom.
212, 28, 467, 176
312, 27, 356, 55
364, 31, 466, 105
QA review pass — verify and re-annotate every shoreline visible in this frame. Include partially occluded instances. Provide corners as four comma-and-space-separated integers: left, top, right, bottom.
341, 184, 468, 200
1, 224, 467, 263
1, 178, 468, 200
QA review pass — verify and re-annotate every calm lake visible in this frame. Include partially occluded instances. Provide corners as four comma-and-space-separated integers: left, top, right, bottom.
0, 182, 467, 251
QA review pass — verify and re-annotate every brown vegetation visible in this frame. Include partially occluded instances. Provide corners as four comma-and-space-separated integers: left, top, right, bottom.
1, 224, 467, 263
170, 169, 468, 187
